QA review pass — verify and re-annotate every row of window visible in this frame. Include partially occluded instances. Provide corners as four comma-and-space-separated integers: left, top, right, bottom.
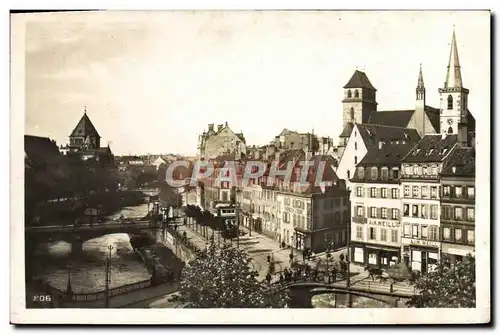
355, 206, 400, 220
403, 223, 475, 244
441, 205, 475, 221
356, 225, 399, 243
442, 185, 475, 199
403, 185, 439, 199
403, 204, 439, 219
323, 197, 342, 209
356, 187, 399, 199
403, 164, 440, 176
357, 167, 400, 180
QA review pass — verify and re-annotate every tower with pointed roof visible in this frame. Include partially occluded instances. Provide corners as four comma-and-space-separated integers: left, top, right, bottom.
412, 64, 428, 136
438, 28, 470, 138
69, 107, 101, 150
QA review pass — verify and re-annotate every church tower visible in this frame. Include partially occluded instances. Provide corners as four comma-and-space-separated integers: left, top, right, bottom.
341, 69, 378, 128
438, 28, 469, 136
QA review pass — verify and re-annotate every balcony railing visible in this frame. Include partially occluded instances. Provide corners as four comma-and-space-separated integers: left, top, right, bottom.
352, 216, 367, 224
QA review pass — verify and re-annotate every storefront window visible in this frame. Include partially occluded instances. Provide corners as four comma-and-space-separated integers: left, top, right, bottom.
368, 253, 377, 265
354, 248, 364, 263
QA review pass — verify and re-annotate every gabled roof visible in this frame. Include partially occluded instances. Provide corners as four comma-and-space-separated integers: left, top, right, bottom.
70, 113, 101, 138
402, 134, 458, 163
236, 133, 246, 144
343, 70, 376, 90
356, 124, 421, 152
440, 146, 475, 176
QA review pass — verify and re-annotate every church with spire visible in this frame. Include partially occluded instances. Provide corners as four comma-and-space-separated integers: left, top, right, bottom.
337, 28, 475, 158
60, 107, 115, 166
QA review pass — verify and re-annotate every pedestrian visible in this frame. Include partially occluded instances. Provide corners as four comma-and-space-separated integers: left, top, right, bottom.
266, 272, 272, 285
281, 241, 285, 249
267, 254, 271, 263
332, 267, 337, 283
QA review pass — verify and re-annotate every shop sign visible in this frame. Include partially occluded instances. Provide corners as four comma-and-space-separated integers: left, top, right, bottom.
367, 220, 400, 228
402, 237, 439, 248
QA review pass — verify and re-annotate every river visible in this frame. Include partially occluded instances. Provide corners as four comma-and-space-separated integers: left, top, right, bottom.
33, 203, 154, 293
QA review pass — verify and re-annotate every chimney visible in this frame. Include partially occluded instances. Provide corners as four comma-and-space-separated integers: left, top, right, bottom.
208, 123, 214, 132
218, 124, 223, 132
225, 121, 228, 127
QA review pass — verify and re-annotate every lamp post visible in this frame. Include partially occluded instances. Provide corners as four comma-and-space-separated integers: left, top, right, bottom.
66, 266, 73, 296
105, 245, 113, 308
151, 249, 157, 283
290, 234, 295, 264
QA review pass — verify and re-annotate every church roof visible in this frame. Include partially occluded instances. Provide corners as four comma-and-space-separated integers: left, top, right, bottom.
368, 110, 414, 128
444, 28, 463, 89
343, 70, 376, 90
358, 142, 417, 167
339, 122, 354, 138
70, 113, 101, 138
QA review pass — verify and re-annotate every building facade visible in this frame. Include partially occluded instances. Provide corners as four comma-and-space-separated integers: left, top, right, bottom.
349, 141, 416, 268
439, 147, 475, 266
400, 134, 458, 273
197, 122, 247, 159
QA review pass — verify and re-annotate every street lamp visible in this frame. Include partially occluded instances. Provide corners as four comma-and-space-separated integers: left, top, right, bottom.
290, 234, 295, 264
105, 245, 113, 308
66, 266, 73, 295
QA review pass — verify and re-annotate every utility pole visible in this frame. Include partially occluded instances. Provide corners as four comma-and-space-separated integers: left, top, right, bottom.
236, 202, 240, 249
346, 216, 352, 307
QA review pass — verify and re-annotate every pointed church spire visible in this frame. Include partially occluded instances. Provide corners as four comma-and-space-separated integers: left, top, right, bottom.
444, 27, 463, 88
84, 105, 87, 114
417, 63, 425, 88
416, 63, 426, 101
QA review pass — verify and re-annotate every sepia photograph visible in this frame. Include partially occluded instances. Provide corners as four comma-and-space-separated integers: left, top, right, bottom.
10, 9, 491, 324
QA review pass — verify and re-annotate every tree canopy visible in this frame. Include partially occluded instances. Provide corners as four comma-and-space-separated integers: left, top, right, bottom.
179, 243, 288, 308
408, 254, 476, 308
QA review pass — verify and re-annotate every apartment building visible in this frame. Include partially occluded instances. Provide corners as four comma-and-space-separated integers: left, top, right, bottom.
400, 134, 458, 273
440, 146, 475, 266
350, 141, 416, 268
275, 152, 350, 253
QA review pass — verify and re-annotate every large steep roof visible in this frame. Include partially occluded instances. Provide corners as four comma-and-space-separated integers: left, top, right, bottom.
70, 113, 101, 138
343, 70, 376, 90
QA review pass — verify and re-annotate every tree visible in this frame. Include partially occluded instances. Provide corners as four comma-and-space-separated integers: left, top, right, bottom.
408, 254, 475, 308
179, 243, 289, 308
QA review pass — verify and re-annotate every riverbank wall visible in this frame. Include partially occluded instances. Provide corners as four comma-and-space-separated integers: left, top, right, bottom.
155, 228, 197, 263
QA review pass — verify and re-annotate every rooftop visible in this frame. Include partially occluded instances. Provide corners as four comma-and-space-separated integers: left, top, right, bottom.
441, 146, 475, 176
343, 70, 376, 90
402, 134, 458, 163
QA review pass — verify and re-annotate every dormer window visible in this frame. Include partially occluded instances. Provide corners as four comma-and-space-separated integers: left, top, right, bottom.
441, 149, 448, 155
412, 149, 420, 156
381, 167, 389, 180
413, 165, 418, 175
358, 167, 365, 179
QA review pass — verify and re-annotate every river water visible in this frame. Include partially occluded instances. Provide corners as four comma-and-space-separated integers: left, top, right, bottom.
34, 203, 153, 293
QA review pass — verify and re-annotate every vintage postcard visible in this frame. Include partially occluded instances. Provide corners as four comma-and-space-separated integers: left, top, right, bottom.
10, 9, 490, 324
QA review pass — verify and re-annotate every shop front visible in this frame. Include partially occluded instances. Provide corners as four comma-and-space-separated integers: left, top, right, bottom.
350, 242, 400, 268
294, 228, 311, 251
441, 243, 474, 267
401, 238, 440, 273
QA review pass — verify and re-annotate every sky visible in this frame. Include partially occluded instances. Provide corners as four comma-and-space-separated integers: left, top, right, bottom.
23, 10, 490, 156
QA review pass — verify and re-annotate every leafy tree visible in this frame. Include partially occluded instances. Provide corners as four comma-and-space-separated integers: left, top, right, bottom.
408, 254, 475, 308
179, 243, 288, 308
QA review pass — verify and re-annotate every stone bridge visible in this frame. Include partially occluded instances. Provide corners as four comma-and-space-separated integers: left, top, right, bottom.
25, 220, 160, 257
270, 281, 415, 308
